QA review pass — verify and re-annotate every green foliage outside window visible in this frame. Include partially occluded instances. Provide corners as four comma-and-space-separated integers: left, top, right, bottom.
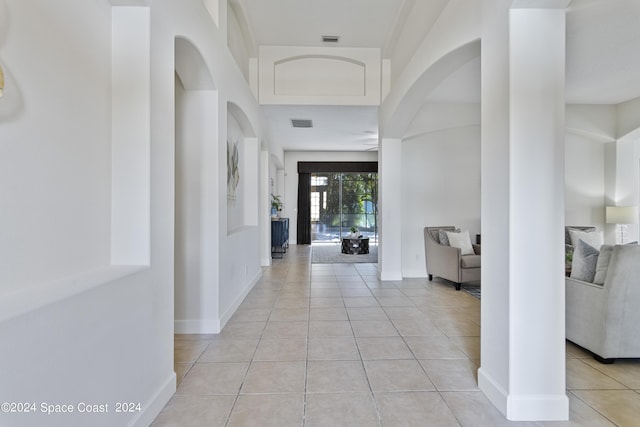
317, 173, 377, 229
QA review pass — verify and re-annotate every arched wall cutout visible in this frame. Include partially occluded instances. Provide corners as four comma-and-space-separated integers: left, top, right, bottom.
175, 36, 217, 91
381, 39, 481, 138
274, 55, 366, 68
227, 101, 256, 138
274, 55, 366, 97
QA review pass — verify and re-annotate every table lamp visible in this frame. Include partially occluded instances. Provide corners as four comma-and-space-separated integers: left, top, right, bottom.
606, 206, 639, 244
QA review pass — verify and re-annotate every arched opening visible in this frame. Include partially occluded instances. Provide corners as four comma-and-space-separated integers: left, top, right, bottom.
174, 36, 219, 336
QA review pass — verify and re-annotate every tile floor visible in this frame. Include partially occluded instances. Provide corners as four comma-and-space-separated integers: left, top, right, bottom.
152, 245, 640, 427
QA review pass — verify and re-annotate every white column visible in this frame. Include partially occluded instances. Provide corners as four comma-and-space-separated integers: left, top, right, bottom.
479, 0, 569, 421
243, 137, 259, 226
378, 138, 402, 280
479, 0, 511, 412
260, 150, 272, 266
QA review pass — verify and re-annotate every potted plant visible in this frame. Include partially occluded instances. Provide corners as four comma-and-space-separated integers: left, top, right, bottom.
349, 226, 360, 238
271, 193, 283, 217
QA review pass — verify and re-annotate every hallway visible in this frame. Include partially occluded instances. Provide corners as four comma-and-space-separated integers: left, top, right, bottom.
153, 245, 639, 426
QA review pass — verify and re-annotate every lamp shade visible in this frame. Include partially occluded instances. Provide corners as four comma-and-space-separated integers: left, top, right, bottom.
606, 206, 639, 224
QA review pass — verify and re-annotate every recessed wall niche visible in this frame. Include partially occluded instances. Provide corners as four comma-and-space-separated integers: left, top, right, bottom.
227, 102, 258, 233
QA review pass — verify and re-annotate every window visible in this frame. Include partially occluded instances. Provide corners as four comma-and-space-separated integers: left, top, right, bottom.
311, 172, 377, 243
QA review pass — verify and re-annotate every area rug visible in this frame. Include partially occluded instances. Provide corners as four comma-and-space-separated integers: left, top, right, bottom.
462, 285, 481, 299
312, 243, 378, 264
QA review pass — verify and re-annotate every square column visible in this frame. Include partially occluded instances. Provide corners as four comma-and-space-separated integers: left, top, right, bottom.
479, 0, 569, 421
378, 138, 403, 280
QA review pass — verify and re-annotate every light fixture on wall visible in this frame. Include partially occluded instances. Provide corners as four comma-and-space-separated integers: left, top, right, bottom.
0, 64, 4, 98
606, 206, 639, 244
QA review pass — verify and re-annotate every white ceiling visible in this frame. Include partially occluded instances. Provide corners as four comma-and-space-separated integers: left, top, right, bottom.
262, 105, 380, 152
237, 0, 640, 152
566, 0, 640, 104
240, 0, 406, 52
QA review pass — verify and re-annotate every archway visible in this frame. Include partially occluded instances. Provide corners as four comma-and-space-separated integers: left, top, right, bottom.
174, 36, 219, 333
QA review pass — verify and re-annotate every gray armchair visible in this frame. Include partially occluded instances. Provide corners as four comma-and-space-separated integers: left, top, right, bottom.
423, 226, 481, 290
566, 244, 640, 363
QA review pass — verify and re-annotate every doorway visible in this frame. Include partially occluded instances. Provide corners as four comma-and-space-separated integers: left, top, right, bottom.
310, 172, 378, 243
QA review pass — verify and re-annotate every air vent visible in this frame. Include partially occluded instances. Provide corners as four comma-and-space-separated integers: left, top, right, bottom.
321, 35, 340, 44
291, 119, 313, 128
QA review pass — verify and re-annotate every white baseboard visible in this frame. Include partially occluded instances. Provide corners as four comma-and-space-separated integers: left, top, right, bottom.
379, 270, 402, 281
219, 269, 262, 330
479, 367, 569, 421
478, 367, 508, 415
128, 371, 176, 427
401, 269, 427, 278
173, 270, 263, 334
507, 394, 569, 421
174, 319, 221, 334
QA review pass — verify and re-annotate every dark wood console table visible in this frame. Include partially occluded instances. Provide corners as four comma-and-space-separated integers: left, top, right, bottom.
271, 218, 289, 258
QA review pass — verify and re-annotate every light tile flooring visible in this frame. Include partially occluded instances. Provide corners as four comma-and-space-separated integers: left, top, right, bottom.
153, 245, 640, 426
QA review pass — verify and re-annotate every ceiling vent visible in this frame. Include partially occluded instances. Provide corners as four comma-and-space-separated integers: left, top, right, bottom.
321, 35, 340, 44
291, 119, 313, 128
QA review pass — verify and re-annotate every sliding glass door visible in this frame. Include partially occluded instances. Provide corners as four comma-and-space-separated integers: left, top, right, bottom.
310, 172, 377, 243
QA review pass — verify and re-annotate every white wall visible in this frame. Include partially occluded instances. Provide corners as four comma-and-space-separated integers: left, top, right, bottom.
564, 104, 618, 243
611, 137, 640, 243
0, 2, 173, 427
174, 80, 222, 334
226, 0, 250, 82
270, 156, 280, 196
388, 0, 448, 85
0, 0, 111, 292
615, 99, 640, 243
401, 125, 481, 277
283, 151, 378, 244
397, 102, 613, 277
380, 0, 481, 137
259, 46, 381, 106
617, 96, 640, 140
0, 0, 266, 425
564, 132, 606, 231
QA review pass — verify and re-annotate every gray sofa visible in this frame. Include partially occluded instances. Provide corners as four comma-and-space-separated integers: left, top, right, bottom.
423, 226, 481, 290
566, 244, 640, 363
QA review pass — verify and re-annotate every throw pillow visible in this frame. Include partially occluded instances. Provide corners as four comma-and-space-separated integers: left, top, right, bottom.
438, 228, 460, 246
438, 229, 450, 246
593, 244, 613, 285
570, 239, 599, 282
447, 229, 475, 255
568, 228, 603, 249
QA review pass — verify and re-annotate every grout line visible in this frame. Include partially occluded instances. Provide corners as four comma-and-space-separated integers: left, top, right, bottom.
302, 270, 311, 427
169, 245, 639, 426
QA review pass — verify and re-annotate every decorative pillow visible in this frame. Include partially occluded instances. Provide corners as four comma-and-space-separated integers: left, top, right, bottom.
438, 228, 460, 246
593, 244, 613, 285
438, 229, 451, 246
568, 228, 603, 250
447, 229, 475, 255
570, 239, 599, 282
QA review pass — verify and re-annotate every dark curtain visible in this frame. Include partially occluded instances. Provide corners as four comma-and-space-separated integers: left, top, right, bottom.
297, 161, 377, 173
297, 172, 311, 244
